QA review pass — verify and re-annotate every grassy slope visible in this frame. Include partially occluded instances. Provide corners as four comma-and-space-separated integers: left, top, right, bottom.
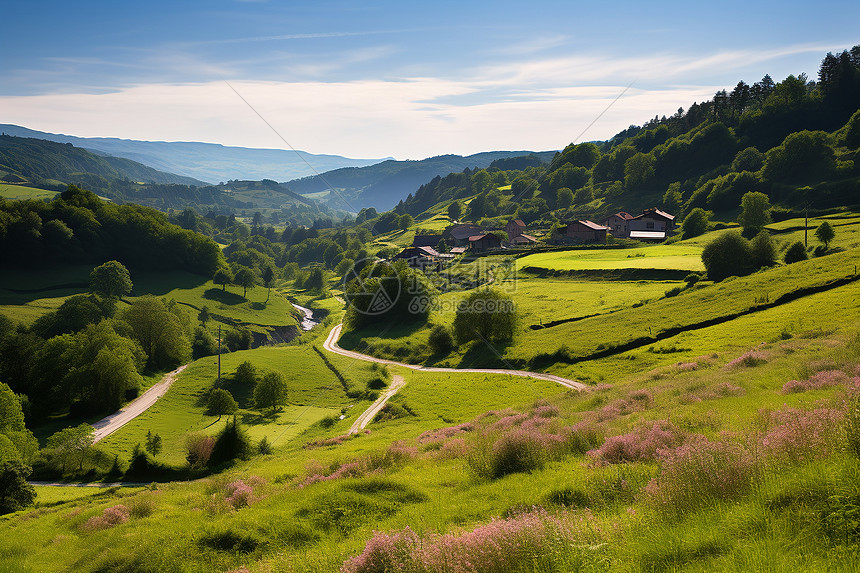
0, 183, 59, 201
517, 244, 705, 272
3, 295, 858, 572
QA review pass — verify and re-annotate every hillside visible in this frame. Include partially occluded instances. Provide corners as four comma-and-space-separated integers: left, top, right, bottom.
283, 151, 557, 211
393, 45, 860, 227
0, 135, 207, 187
0, 124, 388, 184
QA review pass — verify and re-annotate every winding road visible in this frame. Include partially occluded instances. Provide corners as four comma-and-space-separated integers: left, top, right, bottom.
323, 323, 588, 391
91, 365, 188, 443
348, 375, 406, 434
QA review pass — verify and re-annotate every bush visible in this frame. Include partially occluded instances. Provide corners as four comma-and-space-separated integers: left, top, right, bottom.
186, 435, 215, 469
208, 419, 252, 467
207, 388, 238, 417
234, 360, 257, 385
366, 377, 387, 390
683, 273, 702, 287
681, 207, 710, 239
452, 289, 517, 345
750, 230, 777, 268
784, 241, 809, 264
0, 461, 36, 515
428, 325, 455, 355
701, 230, 753, 281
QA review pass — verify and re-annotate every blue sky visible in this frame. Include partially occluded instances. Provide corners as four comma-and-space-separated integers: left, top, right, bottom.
1, 0, 857, 159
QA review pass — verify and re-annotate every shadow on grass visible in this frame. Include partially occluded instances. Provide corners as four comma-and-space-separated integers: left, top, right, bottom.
132, 270, 209, 296
203, 288, 247, 305
456, 338, 519, 369
239, 410, 284, 426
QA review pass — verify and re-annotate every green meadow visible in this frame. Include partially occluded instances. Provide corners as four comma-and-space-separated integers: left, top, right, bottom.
517, 244, 705, 272
0, 183, 59, 201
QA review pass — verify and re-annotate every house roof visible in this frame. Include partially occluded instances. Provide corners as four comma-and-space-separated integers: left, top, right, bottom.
607, 211, 634, 221
572, 220, 609, 231
631, 208, 675, 222
450, 247, 467, 254
447, 224, 484, 240
629, 230, 666, 239
469, 233, 501, 243
510, 234, 537, 244
395, 246, 441, 259
412, 234, 443, 247
508, 219, 526, 227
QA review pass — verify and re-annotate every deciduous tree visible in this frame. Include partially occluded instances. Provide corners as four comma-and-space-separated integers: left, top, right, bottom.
89, 260, 132, 298
254, 372, 288, 413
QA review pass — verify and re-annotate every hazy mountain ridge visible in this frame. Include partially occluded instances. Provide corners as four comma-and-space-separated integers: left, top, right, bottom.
284, 150, 558, 211
0, 124, 389, 184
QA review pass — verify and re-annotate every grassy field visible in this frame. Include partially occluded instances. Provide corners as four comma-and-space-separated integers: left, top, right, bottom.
0, 183, 59, 201
517, 244, 705, 272
3, 309, 858, 573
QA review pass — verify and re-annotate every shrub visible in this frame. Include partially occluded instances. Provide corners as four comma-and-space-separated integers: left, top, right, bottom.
683, 273, 702, 287
82, 504, 130, 531
208, 419, 252, 467
758, 407, 844, 464
750, 230, 777, 268
0, 461, 36, 515
589, 420, 688, 464
681, 207, 710, 239
784, 241, 808, 264
342, 508, 607, 573
366, 377, 387, 390
644, 438, 757, 514
428, 324, 455, 355
664, 286, 683, 298
781, 370, 851, 394
452, 288, 517, 344
186, 435, 215, 469
726, 349, 768, 369
701, 230, 753, 281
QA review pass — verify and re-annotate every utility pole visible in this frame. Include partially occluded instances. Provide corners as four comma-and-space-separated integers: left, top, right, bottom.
217, 324, 222, 385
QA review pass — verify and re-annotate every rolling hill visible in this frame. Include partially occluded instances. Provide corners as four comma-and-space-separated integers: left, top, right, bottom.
0, 124, 389, 184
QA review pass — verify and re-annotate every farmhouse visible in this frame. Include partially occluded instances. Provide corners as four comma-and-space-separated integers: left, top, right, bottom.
628, 208, 676, 241
602, 212, 634, 238
505, 219, 527, 240
559, 220, 609, 243
469, 233, 502, 253
444, 223, 484, 247
393, 246, 453, 270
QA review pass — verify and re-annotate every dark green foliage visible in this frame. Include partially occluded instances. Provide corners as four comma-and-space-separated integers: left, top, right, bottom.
762, 130, 836, 182
815, 221, 836, 249
664, 286, 683, 298
207, 388, 238, 417
198, 528, 260, 553
428, 325, 455, 355
208, 419, 252, 467
30, 294, 115, 339
89, 260, 132, 298
125, 444, 153, 478
121, 296, 191, 370
224, 328, 253, 352
254, 371, 288, 413
233, 266, 256, 298
732, 146, 766, 172
681, 208, 710, 239
452, 289, 517, 345
144, 431, 162, 457
447, 201, 463, 221
234, 361, 257, 386
258, 436, 272, 455
0, 185, 224, 275
0, 461, 36, 515
303, 267, 326, 293
213, 267, 233, 291
344, 261, 434, 331
684, 273, 702, 287
701, 231, 753, 281
750, 231, 778, 268
738, 191, 772, 236
843, 110, 860, 148
366, 377, 387, 391
784, 241, 809, 264
191, 326, 217, 359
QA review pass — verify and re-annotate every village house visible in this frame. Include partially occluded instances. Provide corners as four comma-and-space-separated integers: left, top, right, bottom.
469, 233, 503, 253
505, 218, 537, 246
557, 220, 609, 244
627, 208, 676, 241
443, 223, 484, 247
601, 212, 634, 238
393, 245, 454, 270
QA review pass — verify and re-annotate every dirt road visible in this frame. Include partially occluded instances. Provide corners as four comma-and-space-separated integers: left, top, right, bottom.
91, 365, 188, 443
348, 375, 406, 434
323, 323, 588, 391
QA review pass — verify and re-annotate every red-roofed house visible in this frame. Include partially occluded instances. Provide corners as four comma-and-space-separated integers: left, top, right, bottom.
602, 211, 634, 238
469, 233, 502, 253
559, 220, 609, 243
628, 208, 676, 241
505, 219, 527, 240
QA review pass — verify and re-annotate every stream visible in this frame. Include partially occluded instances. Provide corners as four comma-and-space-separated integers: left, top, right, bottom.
291, 302, 319, 331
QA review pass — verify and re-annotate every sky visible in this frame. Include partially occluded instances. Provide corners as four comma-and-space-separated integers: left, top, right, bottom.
1, 0, 857, 160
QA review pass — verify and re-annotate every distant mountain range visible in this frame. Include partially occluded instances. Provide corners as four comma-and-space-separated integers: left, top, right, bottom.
0, 124, 388, 184
284, 151, 558, 211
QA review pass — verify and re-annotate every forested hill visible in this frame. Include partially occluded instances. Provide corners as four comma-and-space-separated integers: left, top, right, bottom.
398, 45, 860, 224
283, 151, 557, 211
0, 135, 206, 187
0, 185, 224, 275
